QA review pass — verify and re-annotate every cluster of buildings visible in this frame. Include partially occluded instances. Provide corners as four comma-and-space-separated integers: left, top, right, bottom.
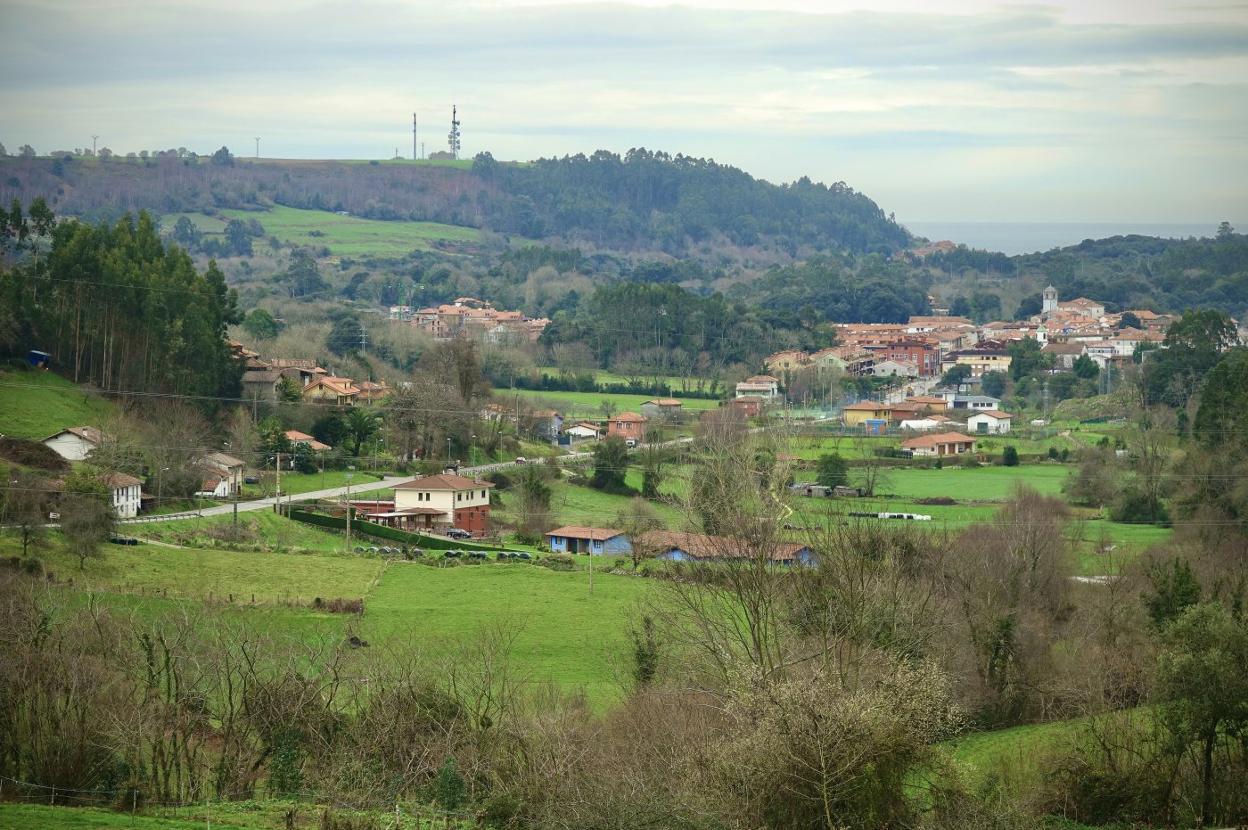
486, 398, 691, 447
764, 288, 1170, 384
239, 350, 389, 409
544, 526, 814, 566
39, 425, 248, 518
401, 297, 549, 343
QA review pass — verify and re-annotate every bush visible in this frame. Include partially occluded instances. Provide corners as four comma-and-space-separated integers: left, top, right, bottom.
0, 437, 69, 471
540, 552, 576, 571
1110, 489, 1169, 525
1002, 446, 1019, 467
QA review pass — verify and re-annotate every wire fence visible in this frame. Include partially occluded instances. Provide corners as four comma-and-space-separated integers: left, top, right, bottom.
0, 774, 474, 828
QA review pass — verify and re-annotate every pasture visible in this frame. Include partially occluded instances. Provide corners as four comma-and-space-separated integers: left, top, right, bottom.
168, 205, 482, 257
0, 369, 117, 440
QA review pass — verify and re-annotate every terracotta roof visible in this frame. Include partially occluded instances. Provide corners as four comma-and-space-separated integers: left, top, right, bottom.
394, 474, 494, 491
545, 526, 626, 542
203, 451, 245, 468
640, 530, 808, 562
46, 425, 103, 444
285, 430, 331, 451
644, 398, 683, 406
843, 401, 888, 411
971, 410, 1012, 420
905, 396, 946, 405
612, 412, 647, 422
900, 432, 977, 449
746, 374, 779, 382
101, 472, 142, 488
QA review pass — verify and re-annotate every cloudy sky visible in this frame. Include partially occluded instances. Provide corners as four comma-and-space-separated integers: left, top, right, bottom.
2, 0, 1246, 225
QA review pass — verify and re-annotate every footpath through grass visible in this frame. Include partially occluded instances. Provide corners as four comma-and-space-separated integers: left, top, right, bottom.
0, 369, 116, 440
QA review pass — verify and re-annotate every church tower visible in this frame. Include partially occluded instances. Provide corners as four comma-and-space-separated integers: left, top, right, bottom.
1042, 284, 1058, 316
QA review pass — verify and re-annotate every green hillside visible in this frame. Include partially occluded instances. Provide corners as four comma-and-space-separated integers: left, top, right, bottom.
0, 369, 116, 440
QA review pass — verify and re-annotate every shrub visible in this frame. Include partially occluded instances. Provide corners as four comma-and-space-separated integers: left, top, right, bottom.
1002, 446, 1019, 467
540, 553, 576, 571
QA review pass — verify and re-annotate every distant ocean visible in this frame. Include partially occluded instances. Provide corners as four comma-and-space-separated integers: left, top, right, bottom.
902, 221, 1221, 256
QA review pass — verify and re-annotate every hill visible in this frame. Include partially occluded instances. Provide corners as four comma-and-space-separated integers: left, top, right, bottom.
0, 149, 909, 258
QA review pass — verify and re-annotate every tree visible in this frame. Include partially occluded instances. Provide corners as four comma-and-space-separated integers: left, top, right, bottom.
224, 219, 253, 256
1216, 220, 1235, 240
311, 413, 349, 449
0, 142, 7, 157
344, 408, 380, 456
1155, 603, 1248, 826
1007, 337, 1049, 381
1, 469, 49, 557
242, 308, 281, 340
326, 316, 364, 355
591, 437, 630, 493
18, 144, 35, 158
210, 146, 233, 166
275, 376, 302, 403
1119, 311, 1142, 330
1001, 446, 1019, 467
1145, 557, 1201, 629
60, 473, 114, 571
513, 464, 553, 543
980, 370, 1008, 399
171, 215, 202, 251
286, 249, 328, 298
941, 364, 971, 387
1072, 354, 1100, 380
815, 453, 848, 488
1143, 310, 1237, 407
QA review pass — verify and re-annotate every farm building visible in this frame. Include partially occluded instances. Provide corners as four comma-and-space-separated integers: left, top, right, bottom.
640, 398, 683, 421
545, 526, 632, 556
967, 410, 1013, 434
101, 472, 143, 519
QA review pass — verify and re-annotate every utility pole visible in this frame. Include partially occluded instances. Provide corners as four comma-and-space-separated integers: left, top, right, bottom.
255, 137, 260, 158
412, 112, 418, 161
91, 134, 98, 156
421, 141, 425, 160
275, 451, 282, 513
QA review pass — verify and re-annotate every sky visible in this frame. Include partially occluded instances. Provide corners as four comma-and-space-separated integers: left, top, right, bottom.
1, 0, 1246, 225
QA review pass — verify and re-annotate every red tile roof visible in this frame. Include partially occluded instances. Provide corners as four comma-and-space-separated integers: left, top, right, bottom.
395, 474, 494, 491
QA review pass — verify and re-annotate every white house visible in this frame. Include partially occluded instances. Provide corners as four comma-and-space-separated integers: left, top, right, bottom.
102, 472, 142, 519
967, 410, 1013, 435
900, 432, 977, 457
391, 473, 494, 534
735, 375, 780, 399
43, 426, 103, 462
564, 422, 602, 441
899, 418, 945, 432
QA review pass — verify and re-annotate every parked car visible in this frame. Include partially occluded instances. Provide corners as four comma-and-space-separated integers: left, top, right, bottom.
446, 528, 472, 540
625, 438, 638, 448
244, 475, 260, 485
514, 456, 527, 465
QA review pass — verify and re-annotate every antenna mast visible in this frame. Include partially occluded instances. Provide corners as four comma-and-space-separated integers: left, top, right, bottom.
412, 113, 418, 160
448, 105, 461, 159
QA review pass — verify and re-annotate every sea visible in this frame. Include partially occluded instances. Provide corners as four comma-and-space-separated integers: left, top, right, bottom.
902, 221, 1222, 256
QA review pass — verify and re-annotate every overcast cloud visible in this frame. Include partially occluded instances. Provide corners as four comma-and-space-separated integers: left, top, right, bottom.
1, 0, 1245, 223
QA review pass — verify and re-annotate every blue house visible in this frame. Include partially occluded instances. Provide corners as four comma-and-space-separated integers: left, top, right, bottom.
545, 526, 632, 556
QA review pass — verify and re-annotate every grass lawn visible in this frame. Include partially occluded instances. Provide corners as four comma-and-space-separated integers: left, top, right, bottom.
493, 388, 720, 420
494, 473, 685, 529
5, 531, 386, 605
0, 803, 271, 830
169, 205, 482, 258
361, 562, 656, 706
0, 370, 116, 440
127, 511, 354, 554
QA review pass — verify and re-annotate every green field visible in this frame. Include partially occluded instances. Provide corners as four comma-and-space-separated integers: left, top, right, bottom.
127, 510, 360, 554
168, 205, 482, 257
361, 562, 654, 705
5, 531, 386, 605
0, 369, 116, 440
875, 464, 1068, 501
493, 388, 720, 420
242, 468, 386, 497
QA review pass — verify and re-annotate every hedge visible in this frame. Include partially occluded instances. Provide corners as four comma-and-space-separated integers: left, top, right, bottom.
288, 509, 514, 552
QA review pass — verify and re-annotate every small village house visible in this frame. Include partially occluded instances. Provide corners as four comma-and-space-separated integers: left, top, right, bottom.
102, 472, 142, 519
735, 375, 780, 399
301, 376, 360, 406
640, 398, 683, 421
967, 410, 1013, 435
196, 451, 246, 498
564, 421, 602, 441
529, 409, 564, 442
606, 412, 647, 443
391, 473, 494, 534
900, 432, 977, 457
42, 426, 103, 462
842, 401, 892, 427
545, 526, 632, 556
642, 530, 814, 566
727, 396, 764, 418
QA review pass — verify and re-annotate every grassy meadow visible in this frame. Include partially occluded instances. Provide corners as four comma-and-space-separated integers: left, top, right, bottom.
167, 205, 482, 257
492, 388, 720, 420
0, 369, 116, 440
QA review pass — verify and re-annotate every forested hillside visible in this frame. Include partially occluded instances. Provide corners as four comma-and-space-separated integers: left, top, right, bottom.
0, 148, 909, 257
